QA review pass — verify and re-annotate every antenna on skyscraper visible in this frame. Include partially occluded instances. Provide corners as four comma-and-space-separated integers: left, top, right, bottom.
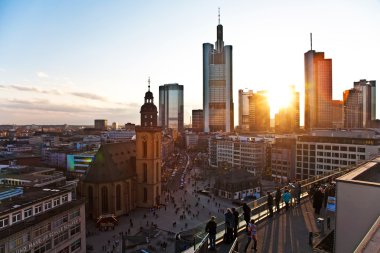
218, 7, 220, 24
310, 33, 313, 50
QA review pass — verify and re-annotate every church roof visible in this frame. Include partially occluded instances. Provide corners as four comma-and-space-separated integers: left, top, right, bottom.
83, 142, 136, 183
140, 103, 157, 113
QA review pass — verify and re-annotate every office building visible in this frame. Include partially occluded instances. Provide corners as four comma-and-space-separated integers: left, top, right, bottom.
203, 14, 234, 132
344, 79, 376, 129
238, 89, 253, 132
249, 91, 270, 132
67, 153, 95, 174
0, 187, 85, 253
271, 137, 296, 182
295, 129, 380, 180
94, 119, 107, 130
192, 109, 204, 133
332, 100, 344, 128
304, 36, 333, 129
159, 83, 184, 132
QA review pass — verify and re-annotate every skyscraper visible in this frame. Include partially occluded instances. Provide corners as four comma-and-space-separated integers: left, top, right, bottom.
343, 79, 376, 128
203, 11, 233, 132
158, 83, 184, 132
274, 86, 300, 133
192, 109, 204, 133
238, 89, 253, 132
304, 34, 333, 129
249, 91, 270, 132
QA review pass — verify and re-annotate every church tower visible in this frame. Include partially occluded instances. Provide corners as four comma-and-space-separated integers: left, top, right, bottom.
135, 79, 162, 207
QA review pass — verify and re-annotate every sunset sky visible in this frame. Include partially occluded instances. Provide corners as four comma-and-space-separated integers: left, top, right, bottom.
1, 0, 379, 125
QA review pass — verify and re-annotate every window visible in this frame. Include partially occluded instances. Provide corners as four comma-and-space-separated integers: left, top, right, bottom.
143, 140, 147, 158
33, 223, 51, 237
101, 186, 108, 213
62, 194, 68, 203
71, 239, 81, 252
24, 208, 32, 218
0, 216, 9, 228
69, 209, 80, 220
57, 246, 69, 253
143, 188, 147, 203
358, 147, 365, 153
70, 224, 81, 236
10, 233, 30, 250
53, 215, 68, 228
35, 205, 42, 214
53, 198, 60, 207
143, 163, 147, 182
340, 146, 347, 151
53, 231, 69, 246
116, 185, 121, 211
349, 147, 356, 152
12, 212, 21, 223
44, 201, 52, 210
34, 240, 52, 253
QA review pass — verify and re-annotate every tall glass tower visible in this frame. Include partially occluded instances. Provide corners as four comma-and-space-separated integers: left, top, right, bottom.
158, 83, 184, 132
203, 12, 233, 132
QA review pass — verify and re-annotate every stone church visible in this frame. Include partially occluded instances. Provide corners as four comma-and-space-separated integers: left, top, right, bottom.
80, 86, 162, 219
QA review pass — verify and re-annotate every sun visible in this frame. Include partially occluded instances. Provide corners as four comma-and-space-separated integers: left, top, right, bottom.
266, 86, 294, 115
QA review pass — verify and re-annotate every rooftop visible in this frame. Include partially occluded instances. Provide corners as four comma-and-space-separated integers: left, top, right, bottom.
337, 157, 380, 185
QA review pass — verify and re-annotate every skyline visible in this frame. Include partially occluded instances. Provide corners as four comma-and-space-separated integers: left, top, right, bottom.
1, 0, 380, 125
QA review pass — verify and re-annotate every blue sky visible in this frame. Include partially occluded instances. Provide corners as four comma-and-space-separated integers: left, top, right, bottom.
0, 0, 379, 125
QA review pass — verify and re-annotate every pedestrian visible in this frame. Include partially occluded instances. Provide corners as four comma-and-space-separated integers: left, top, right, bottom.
282, 187, 292, 211
242, 203, 251, 227
296, 181, 302, 206
205, 216, 217, 251
267, 191, 274, 217
313, 187, 324, 215
275, 187, 282, 213
232, 207, 239, 239
224, 208, 235, 244
244, 219, 257, 252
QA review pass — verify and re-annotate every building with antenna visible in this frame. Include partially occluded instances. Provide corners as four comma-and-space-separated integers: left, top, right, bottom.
203, 9, 234, 132
304, 33, 333, 129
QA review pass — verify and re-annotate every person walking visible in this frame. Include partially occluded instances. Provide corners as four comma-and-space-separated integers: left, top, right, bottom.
224, 208, 235, 244
205, 216, 217, 251
244, 219, 257, 252
275, 187, 282, 213
242, 203, 251, 227
282, 187, 292, 211
232, 207, 239, 239
267, 191, 274, 218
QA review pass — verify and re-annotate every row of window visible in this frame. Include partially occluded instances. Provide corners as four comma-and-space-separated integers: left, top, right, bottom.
297, 143, 366, 153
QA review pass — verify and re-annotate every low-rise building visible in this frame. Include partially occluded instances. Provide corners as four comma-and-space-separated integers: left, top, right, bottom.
271, 137, 296, 183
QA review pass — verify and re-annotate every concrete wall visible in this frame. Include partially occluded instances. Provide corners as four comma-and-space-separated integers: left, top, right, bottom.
335, 181, 380, 253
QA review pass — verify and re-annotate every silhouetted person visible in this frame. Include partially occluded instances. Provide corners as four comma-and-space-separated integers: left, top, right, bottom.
313, 187, 324, 215
232, 207, 239, 239
224, 208, 235, 244
242, 203, 251, 227
205, 216, 217, 250
275, 187, 282, 213
267, 191, 274, 217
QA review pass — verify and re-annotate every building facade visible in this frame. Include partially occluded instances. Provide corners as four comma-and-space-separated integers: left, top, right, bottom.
94, 119, 107, 130
304, 48, 333, 129
0, 187, 85, 253
295, 130, 380, 180
271, 137, 296, 182
191, 109, 204, 133
238, 89, 253, 133
249, 91, 270, 132
159, 83, 184, 132
203, 18, 233, 132
332, 100, 344, 128
343, 79, 376, 129
274, 86, 300, 133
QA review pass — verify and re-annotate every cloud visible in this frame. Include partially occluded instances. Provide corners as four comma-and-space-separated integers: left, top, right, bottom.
37, 72, 49, 78
70, 92, 107, 101
9, 85, 62, 95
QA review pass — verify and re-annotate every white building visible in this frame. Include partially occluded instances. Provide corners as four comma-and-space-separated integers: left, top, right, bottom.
101, 130, 135, 143
185, 133, 199, 149
296, 130, 380, 180
209, 135, 266, 176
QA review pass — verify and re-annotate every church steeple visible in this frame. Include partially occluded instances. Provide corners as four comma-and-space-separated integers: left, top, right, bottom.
140, 78, 158, 127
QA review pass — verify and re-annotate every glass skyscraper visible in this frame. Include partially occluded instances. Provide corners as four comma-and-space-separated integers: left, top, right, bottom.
203, 17, 233, 132
158, 83, 184, 131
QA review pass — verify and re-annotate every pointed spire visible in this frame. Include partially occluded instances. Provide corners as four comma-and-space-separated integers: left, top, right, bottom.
310, 33, 313, 50
218, 7, 220, 25
148, 76, 151, 91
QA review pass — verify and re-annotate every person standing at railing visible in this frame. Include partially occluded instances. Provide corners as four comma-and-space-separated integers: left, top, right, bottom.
224, 208, 235, 244
205, 216, 217, 251
282, 187, 292, 211
267, 191, 274, 218
295, 181, 302, 206
244, 219, 257, 252
313, 187, 324, 215
243, 203, 251, 228
275, 187, 282, 213
232, 207, 239, 239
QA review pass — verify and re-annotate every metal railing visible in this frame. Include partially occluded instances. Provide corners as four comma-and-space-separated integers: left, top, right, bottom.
186, 161, 367, 253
